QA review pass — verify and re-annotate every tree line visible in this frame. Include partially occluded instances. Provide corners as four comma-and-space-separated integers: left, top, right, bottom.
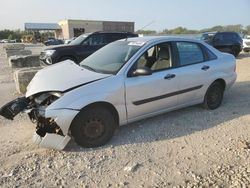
1, 24, 250, 40
0, 30, 54, 41
136, 24, 250, 35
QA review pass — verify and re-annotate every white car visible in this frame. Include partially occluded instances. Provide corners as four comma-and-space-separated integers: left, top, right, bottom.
0, 37, 237, 150
243, 35, 250, 52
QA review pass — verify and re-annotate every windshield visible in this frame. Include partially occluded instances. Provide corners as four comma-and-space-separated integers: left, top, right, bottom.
70, 34, 90, 45
80, 41, 143, 74
201, 33, 215, 41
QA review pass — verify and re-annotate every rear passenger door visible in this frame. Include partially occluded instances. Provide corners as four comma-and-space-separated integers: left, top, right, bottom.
174, 41, 214, 105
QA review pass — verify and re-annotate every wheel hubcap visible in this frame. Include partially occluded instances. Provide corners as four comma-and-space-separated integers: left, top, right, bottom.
82, 118, 104, 139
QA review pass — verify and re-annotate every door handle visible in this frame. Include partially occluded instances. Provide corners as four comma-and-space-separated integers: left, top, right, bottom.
201, 65, 210, 71
164, 74, 176, 80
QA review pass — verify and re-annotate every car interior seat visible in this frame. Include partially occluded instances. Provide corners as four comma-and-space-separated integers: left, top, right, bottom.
151, 46, 171, 71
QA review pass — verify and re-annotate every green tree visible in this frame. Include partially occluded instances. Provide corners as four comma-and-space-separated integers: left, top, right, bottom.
8, 34, 13, 40
136, 30, 157, 35
246, 25, 250, 34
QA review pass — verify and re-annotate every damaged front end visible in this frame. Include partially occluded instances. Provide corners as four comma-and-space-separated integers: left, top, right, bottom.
0, 92, 71, 150
0, 97, 29, 120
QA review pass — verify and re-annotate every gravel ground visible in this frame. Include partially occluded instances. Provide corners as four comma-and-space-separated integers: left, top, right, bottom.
0, 50, 250, 188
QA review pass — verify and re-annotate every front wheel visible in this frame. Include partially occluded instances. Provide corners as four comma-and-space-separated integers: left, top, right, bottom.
71, 106, 117, 148
203, 82, 224, 110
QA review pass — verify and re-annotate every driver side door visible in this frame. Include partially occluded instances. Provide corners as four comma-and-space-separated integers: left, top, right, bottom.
124, 42, 179, 122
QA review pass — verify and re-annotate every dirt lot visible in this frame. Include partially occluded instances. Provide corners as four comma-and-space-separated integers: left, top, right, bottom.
0, 50, 250, 188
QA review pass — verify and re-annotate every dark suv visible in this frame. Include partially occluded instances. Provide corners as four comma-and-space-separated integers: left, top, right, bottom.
201, 32, 243, 57
40, 31, 138, 65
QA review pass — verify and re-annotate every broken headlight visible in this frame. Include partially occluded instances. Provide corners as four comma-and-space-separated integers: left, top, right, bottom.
34, 92, 63, 106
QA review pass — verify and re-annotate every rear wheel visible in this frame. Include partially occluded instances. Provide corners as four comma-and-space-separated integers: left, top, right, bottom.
231, 46, 240, 57
243, 49, 249, 53
71, 106, 117, 148
203, 82, 224, 110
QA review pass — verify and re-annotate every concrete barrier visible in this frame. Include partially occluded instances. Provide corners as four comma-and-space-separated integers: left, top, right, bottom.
14, 67, 43, 94
3, 43, 25, 50
1, 43, 32, 58
9, 55, 40, 68
5, 49, 32, 58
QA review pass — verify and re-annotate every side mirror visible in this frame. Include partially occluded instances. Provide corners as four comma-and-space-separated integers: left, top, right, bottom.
132, 67, 152, 77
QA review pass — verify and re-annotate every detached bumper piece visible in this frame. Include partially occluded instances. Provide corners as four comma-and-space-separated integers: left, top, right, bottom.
33, 133, 71, 150
0, 97, 29, 120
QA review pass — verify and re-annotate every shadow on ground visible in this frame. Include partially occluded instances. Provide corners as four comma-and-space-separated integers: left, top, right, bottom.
65, 80, 250, 152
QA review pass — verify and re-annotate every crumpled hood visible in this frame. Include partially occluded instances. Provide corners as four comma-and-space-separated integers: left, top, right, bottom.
26, 60, 111, 97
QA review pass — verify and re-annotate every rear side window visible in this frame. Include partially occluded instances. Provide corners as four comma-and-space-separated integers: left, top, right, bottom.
176, 42, 204, 66
204, 47, 217, 60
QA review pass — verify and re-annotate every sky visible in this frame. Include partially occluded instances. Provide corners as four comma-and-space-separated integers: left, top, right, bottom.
0, 0, 249, 31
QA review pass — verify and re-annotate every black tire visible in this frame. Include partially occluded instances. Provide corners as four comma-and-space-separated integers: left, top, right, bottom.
231, 46, 240, 57
71, 106, 117, 148
59, 56, 77, 63
203, 82, 224, 110
243, 49, 249, 53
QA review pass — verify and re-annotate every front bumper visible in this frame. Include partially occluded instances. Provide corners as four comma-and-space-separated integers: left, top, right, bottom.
243, 46, 250, 51
39, 56, 54, 65
0, 97, 29, 120
33, 133, 71, 150
0, 97, 79, 150
39, 52, 58, 65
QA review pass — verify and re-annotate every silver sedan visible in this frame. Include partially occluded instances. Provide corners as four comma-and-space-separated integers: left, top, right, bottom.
0, 36, 237, 150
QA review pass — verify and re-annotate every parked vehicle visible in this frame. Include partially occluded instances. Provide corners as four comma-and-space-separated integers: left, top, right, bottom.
201, 31, 243, 57
0, 39, 17, 43
0, 36, 237, 150
242, 35, 250, 52
39, 31, 138, 65
0, 39, 10, 43
44, 38, 64, 46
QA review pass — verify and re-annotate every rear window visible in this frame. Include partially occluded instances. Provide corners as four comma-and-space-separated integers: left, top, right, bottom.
214, 32, 240, 41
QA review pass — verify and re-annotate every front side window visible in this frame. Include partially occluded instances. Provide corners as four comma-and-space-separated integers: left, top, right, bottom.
135, 42, 172, 71
80, 41, 142, 74
176, 42, 204, 66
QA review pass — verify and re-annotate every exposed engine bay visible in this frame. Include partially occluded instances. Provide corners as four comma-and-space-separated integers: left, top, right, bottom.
28, 92, 64, 138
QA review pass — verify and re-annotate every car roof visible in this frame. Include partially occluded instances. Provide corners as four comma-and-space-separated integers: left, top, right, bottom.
93, 31, 135, 34
202, 31, 217, 34
79, 31, 136, 37
122, 36, 203, 44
